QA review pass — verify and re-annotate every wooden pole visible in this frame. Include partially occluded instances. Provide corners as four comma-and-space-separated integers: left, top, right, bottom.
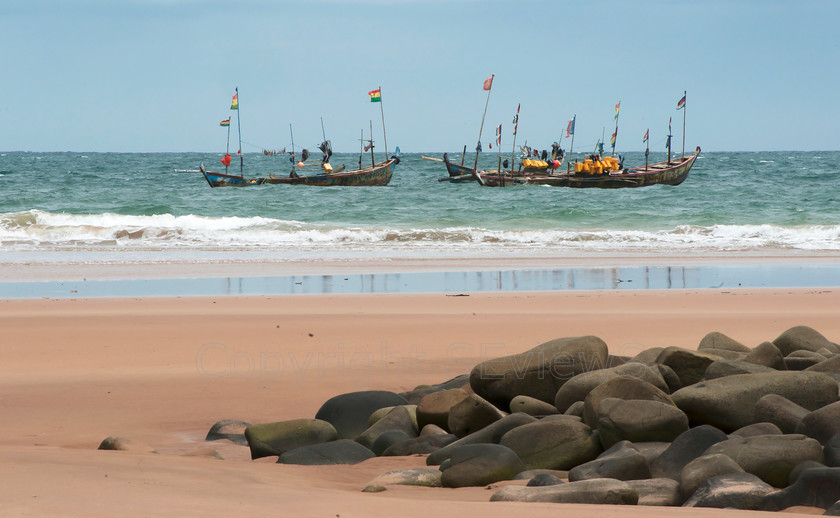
359, 129, 363, 169
645, 128, 650, 170
460, 145, 466, 166
369, 120, 375, 167
612, 101, 620, 157
474, 74, 494, 172
681, 90, 686, 158
567, 115, 576, 173
378, 86, 388, 160
508, 103, 520, 188
235, 87, 243, 176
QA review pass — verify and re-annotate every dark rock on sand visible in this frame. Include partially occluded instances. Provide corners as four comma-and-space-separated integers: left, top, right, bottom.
513, 468, 569, 480
527, 473, 565, 487
446, 393, 505, 438
825, 432, 840, 467
582, 375, 675, 428
650, 425, 728, 480
743, 341, 787, 370
381, 433, 458, 457
97, 436, 152, 452
244, 419, 337, 459
568, 443, 651, 481
490, 478, 638, 505
627, 478, 681, 506
509, 395, 559, 416
314, 390, 409, 439
773, 326, 840, 356
789, 460, 828, 484
796, 401, 840, 444
656, 347, 723, 387
682, 472, 774, 510
826, 501, 840, 516
205, 419, 251, 445
679, 453, 744, 501
415, 388, 470, 431
371, 430, 412, 456
760, 467, 840, 511
729, 422, 783, 438
595, 398, 689, 448
698, 331, 751, 354
355, 406, 418, 449
553, 362, 668, 413
754, 394, 810, 434
277, 438, 375, 465
499, 418, 601, 471
426, 412, 536, 466
440, 443, 525, 488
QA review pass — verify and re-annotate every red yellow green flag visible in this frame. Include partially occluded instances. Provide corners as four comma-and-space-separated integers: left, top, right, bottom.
368, 89, 381, 103
220, 118, 230, 127
231, 93, 238, 110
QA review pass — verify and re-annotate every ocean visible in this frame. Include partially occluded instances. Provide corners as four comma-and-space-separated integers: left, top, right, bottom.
1, 150, 839, 267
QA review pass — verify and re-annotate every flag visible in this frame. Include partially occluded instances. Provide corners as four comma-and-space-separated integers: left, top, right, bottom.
643, 129, 649, 143
220, 118, 230, 127
220, 153, 232, 167
566, 116, 575, 138
512, 104, 520, 135
676, 94, 686, 110
614, 101, 620, 120
368, 89, 381, 102
610, 131, 617, 145
230, 93, 238, 110
496, 124, 502, 146
483, 75, 494, 91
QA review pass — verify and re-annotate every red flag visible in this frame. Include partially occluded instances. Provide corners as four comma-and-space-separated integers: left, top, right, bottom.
220, 153, 232, 167
676, 94, 686, 110
482, 75, 494, 91
643, 129, 649, 143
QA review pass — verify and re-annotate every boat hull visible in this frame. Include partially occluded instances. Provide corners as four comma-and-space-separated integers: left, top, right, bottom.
201, 169, 264, 187
442, 153, 476, 182
261, 158, 397, 186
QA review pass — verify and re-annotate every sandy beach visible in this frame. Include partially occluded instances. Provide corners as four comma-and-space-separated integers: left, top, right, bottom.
2, 282, 839, 516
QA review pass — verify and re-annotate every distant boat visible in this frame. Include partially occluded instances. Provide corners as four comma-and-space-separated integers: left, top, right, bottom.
262, 152, 399, 187
200, 87, 261, 188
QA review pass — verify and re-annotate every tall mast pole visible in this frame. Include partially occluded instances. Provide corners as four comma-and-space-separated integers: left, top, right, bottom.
681, 90, 686, 158
378, 86, 388, 160
224, 111, 231, 175
509, 104, 520, 184
611, 101, 620, 157
474, 74, 494, 172
369, 120, 375, 167
567, 115, 576, 173
645, 128, 650, 170
235, 87, 243, 176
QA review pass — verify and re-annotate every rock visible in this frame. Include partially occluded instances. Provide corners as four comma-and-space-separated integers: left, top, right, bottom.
703, 433, 823, 487
205, 419, 251, 445
826, 432, 840, 467
760, 467, 840, 511
595, 398, 689, 449
754, 394, 810, 434
426, 412, 537, 466
446, 393, 505, 438
499, 419, 601, 471
440, 443, 526, 488
786, 352, 826, 371
656, 347, 723, 387
807, 355, 840, 375
362, 467, 443, 492
773, 326, 840, 356
790, 460, 828, 484
469, 335, 609, 408
398, 374, 470, 405
680, 453, 745, 500
355, 406, 419, 450
683, 472, 774, 510
633, 347, 665, 365
371, 430, 412, 456
416, 388, 470, 431
729, 422, 783, 438
704, 359, 776, 380
657, 364, 683, 393
826, 501, 840, 515
277, 438, 374, 465
698, 331, 751, 353
564, 400, 585, 417
554, 362, 668, 413
796, 401, 840, 444
627, 478, 681, 506
513, 469, 569, 480
743, 341, 787, 370
419, 424, 448, 437
527, 473, 565, 487
509, 395, 558, 416
671, 371, 839, 432
244, 419, 337, 459
633, 442, 671, 466
490, 478, 638, 504
97, 436, 152, 452
568, 444, 651, 481
381, 433, 458, 457
582, 375, 676, 428
315, 390, 409, 439
650, 425, 728, 480
368, 405, 417, 428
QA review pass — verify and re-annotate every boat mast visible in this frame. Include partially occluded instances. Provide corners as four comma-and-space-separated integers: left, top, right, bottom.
234, 87, 243, 177
369, 120, 375, 167
508, 103, 520, 187
611, 101, 620, 157
681, 90, 686, 158
224, 107, 231, 175
474, 74, 494, 172
377, 86, 388, 160
567, 115, 576, 173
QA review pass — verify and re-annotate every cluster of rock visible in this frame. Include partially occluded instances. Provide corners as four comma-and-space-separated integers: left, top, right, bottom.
201, 325, 840, 512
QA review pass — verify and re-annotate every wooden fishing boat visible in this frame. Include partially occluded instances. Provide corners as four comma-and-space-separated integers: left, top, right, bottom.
441, 152, 477, 182
199, 87, 261, 188
200, 163, 263, 187
261, 155, 399, 186
476, 147, 700, 188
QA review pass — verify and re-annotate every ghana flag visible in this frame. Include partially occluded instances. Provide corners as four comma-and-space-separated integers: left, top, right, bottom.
220, 118, 230, 127
368, 89, 381, 102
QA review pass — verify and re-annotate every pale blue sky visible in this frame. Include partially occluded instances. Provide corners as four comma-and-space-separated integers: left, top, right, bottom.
2, 0, 837, 152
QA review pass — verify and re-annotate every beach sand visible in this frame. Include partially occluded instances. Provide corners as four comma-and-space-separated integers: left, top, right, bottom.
2, 287, 838, 516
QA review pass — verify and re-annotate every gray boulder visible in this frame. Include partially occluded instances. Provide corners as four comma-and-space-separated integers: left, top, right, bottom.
362, 467, 443, 492
773, 326, 840, 356
527, 473, 565, 487
205, 419, 250, 446
826, 432, 840, 467
554, 362, 668, 413
671, 371, 839, 432
729, 422, 783, 438
490, 478, 638, 504
807, 355, 840, 374
426, 412, 536, 465
786, 351, 827, 370
790, 460, 828, 484
704, 433, 824, 487
355, 406, 418, 449
657, 364, 683, 393
760, 467, 840, 511
97, 436, 151, 452
683, 472, 774, 509
277, 439, 374, 465
499, 418, 601, 471
650, 425, 728, 480
698, 331, 751, 353
510, 395, 559, 416
315, 390, 409, 439
244, 419, 337, 459
583, 375, 675, 428
568, 443, 651, 481
565, 400, 585, 417
656, 347, 723, 387
826, 501, 840, 516
743, 341, 787, 370
595, 398, 689, 448
381, 433, 457, 457
627, 478, 681, 506
440, 443, 525, 488
704, 359, 776, 380
754, 393, 810, 433
371, 430, 412, 456
446, 393, 505, 438
368, 404, 417, 428
514, 469, 569, 480
796, 401, 840, 444
416, 388, 470, 431
680, 453, 744, 500
469, 335, 609, 408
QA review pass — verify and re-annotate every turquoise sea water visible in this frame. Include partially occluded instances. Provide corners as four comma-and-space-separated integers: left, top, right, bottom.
0, 150, 838, 261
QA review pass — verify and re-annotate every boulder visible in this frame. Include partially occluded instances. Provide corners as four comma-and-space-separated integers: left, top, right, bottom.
381, 433, 457, 457
698, 331, 751, 353
790, 460, 828, 484
446, 393, 506, 438
469, 335, 609, 408
362, 467, 443, 492
773, 326, 840, 356
826, 433, 840, 467
509, 395, 558, 416
650, 425, 728, 480
277, 439, 374, 465
554, 362, 668, 413
97, 436, 152, 452
595, 398, 689, 448
514, 469, 569, 480
729, 422, 783, 438
683, 472, 774, 510
490, 478, 638, 504
419, 424, 448, 437
368, 405, 417, 428
426, 412, 537, 466
440, 443, 525, 488
626, 478, 681, 506
680, 453, 745, 500
657, 364, 683, 393
499, 418, 601, 471
656, 347, 723, 387
633, 441, 671, 466
633, 347, 665, 365
355, 406, 418, 449
314, 390, 409, 439
527, 473, 565, 487
583, 376, 676, 428
399, 374, 470, 404
671, 371, 839, 432
568, 444, 651, 481
371, 430, 412, 456
205, 419, 251, 445
244, 419, 337, 459
564, 400, 585, 417
704, 433, 824, 487
796, 401, 840, 444
826, 501, 840, 516
416, 388, 470, 431
754, 394, 810, 434
760, 467, 840, 511
704, 359, 776, 380
807, 355, 840, 375
786, 352, 826, 371
743, 341, 787, 370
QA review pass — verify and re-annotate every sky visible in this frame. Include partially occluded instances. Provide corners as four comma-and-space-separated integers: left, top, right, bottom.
1, 0, 838, 153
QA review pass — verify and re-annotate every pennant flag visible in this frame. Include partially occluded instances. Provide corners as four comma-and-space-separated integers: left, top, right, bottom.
230, 93, 238, 110
368, 89, 381, 103
610, 131, 617, 145
483, 75, 494, 91
513, 104, 520, 135
220, 153, 232, 167
676, 94, 686, 110
643, 129, 649, 143
566, 116, 575, 137
488, 142, 492, 149
220, 118, 230, 127
496, 124, 502, 146
614, 101, 621, 120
